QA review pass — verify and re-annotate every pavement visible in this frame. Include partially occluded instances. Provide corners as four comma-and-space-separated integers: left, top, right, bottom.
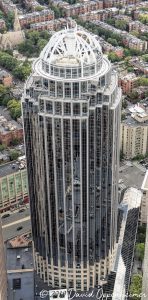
2, 216, 30, 229
2, 219, 31, 241
2, 207, 31, 241
119, 162, 145, 189
2, 207, 30, 225
0, 161, 20, 177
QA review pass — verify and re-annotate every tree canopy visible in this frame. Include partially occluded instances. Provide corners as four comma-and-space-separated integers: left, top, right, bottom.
135, 243, 145, 262
7, 99, 21, 120
0, 51, 31, 81
129, 275, 142, 300
18, 30, 51, 58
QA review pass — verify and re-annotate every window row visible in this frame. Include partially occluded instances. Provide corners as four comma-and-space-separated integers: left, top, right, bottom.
39, 101, 88, 116
42, 61, 102, 79
35, 76, 109, 99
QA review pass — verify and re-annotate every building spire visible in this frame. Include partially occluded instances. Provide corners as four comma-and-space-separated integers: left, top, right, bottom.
13, 6, 21, 32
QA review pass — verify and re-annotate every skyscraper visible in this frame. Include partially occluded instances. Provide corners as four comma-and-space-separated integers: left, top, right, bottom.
22, 27, 121, 290
0, 217, 7, 299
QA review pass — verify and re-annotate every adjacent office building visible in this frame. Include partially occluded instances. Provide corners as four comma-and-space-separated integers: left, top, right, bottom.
22, 27, 121, 290
121, 104, 148, 159
0, 216, 7, 299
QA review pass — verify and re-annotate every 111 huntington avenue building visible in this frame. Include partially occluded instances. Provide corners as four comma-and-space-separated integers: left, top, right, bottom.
22, 27, 122, 290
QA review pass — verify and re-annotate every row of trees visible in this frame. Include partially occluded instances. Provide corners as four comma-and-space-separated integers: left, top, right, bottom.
0, 85, 21, 120
74, 18, 144, 58
129, 225, 146, 299
129, 274, 142, 300
18, 30, 51, 58
106, 18, 128, 31
0, 51, 31, 81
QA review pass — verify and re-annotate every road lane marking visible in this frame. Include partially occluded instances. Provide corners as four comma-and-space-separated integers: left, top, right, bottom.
2, 216, 30, 228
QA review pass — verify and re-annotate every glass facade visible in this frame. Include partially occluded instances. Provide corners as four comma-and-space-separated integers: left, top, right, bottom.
22, 28, 122, 290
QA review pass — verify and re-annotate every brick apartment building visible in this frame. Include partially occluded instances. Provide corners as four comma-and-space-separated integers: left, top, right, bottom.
0, 116, 23, 146
103, 0, 140, 8
30, 18, 76, 32
57, 1, 103, 17
19, 9, 54, 28
119, 73, 137, 94
80, 7, 119, 22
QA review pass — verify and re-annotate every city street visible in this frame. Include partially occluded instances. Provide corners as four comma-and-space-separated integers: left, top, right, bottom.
2, 207, 31, 241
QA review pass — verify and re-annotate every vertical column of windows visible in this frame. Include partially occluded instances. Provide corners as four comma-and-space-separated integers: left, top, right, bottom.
88, 111, 95, 265
46, 118, 58, 266
95, 107, 102, 261
54, 118, 65, 266
101, 105, 109, 259
63, 119, 73, 268
72, 119, 81, 265
81, 119, 87, 266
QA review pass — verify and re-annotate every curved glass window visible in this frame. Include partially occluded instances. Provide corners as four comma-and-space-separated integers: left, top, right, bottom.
73, 83, 79, 99
65, 83, 71, 99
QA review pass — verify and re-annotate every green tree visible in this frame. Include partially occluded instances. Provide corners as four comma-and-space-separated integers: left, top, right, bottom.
0, 144, 6, 151
0, 84, 11, 105
5, 11, 14, 30
0, 10, 4, 19
108, 52, 120, 62
135, 243, 145, 262
26, 31, 40, 44
107, 38, 118, 47
130, 30, 139, 38
115, 19, 127, 30
127, 91, 139, 103
10, 138, 20, 146
121, 112, 126, 120
129, 275, 142, 300
37, 39, 48, 52
9, 150, 20, 161
137, 225, 146, 243
137, 77, 148, 87
35, 6, 44, 11
106, 18, 115, 26
7, 99, 21, 120
127, 67, 134, 72
12, 61, 31, 81
139, 14, 148, 25
120, 150, 125, 161
122, 99, 128, 109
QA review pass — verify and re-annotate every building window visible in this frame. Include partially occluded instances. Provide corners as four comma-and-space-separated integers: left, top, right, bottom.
72, 69, 77, 78
55, 102, 62, 115
57, 82, 63, 98
65, 83, 71, 98
66, 69, 71, 78
64, 103, 71, 115
13, 278, 21, 289
73, 103, 80, 115
82, 103, 87, 115
49, 81, 55, 97
46, 101, 53, 113
73, 82, 79, 98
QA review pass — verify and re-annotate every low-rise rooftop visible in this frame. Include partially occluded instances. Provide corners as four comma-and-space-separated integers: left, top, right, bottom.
7, 243, 33, 271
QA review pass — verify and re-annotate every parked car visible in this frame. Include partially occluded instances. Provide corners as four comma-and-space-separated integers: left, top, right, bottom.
2, 213, 10, 219
17, 226, 23, 231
